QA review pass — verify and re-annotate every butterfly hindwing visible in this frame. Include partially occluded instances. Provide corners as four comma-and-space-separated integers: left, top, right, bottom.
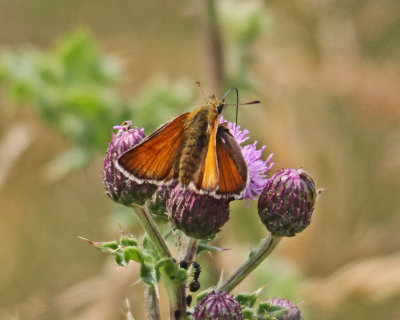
117, 113, 190, 184
215, 124, 248, 197
193, 122, 248, 197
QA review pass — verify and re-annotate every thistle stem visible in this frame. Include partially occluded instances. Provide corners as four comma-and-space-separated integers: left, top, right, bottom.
217, 234, 281, 293
145, 285, 161, 320
183, 237, 199, 264
168, 237, 198, 319
131, 204, 171, 258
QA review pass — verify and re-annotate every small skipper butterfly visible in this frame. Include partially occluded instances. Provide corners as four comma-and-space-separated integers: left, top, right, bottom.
117, 86, 259, 198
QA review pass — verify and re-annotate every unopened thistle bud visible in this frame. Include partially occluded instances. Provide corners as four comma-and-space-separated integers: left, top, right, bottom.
265, 298, 302, 320
193, 291, 244, 320
103, 121, 156, 206
147, 185, 173, 221
258, 169, 317, 237
167, 186, 230, 239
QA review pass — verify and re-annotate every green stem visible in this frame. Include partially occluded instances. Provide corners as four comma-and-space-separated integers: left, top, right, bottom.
165, 280, 178, 320
166, 237, 198, 319
217, 234, 281, 293
182, 237, 198, 264
131, 204, 171, 258
145, 285, 161, 320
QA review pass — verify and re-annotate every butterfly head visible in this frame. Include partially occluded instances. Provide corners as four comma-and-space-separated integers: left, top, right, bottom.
203, 95, 225, 116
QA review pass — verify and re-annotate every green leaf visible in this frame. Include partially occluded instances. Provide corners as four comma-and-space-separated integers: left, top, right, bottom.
196, 288, 215, 303
157, 258, 177, 278
140, 260, 158, 286
142, 233, 160, 261
175, 268, 188, 285
120, 235, 138, 247
236, 292, 258, 308
97, 240, 119, 251
197, 239, 227, 254
123, 247, 142, 263
55, 31, 119, 85
114, 249, 127, 267
156, 258, 188, 285
257, 302, 288, 317
241, 306, 255, 319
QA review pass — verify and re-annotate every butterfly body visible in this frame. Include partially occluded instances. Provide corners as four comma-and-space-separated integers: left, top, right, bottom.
179, 97, 220, 188
117, 95, 248, 198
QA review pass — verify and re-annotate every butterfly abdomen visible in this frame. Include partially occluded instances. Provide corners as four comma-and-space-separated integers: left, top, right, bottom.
178, 108, 214, 187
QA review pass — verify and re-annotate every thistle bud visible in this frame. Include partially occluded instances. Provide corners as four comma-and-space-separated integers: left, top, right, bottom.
265, 298, 302, 320
146, 185, 173, 222
258, 169, 317, 237
103, 121, 156, 206
167, 186, 230, 239
193, 291, 244, 320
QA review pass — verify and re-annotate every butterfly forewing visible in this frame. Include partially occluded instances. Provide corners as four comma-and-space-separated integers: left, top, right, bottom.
215, 124, 248, 197
118, 113, 190, 184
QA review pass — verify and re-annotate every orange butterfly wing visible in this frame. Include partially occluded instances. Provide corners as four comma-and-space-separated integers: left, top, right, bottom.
197, 122, 219, 191
215, 124, 248, 197
117, 113, 189, 184
194, 122, 248, 197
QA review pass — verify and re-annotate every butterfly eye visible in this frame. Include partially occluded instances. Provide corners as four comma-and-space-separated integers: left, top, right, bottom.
217, 104, 224, 114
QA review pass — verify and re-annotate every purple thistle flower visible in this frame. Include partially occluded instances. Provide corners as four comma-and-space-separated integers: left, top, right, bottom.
220, 117, 274, 203
193, 291, 244, 320
222, 117, 250, 145
103, 121, 157, 206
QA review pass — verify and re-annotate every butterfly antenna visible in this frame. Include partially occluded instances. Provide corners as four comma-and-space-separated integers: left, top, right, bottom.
222, 87, 239, 124
235, 89, 239, 124
196, 81, 206, 98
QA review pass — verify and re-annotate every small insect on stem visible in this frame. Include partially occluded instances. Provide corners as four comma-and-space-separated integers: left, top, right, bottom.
189, 261, 202, 292
192, 261, 201, 279
189, 279, 201, 292
186, 294, 192, 307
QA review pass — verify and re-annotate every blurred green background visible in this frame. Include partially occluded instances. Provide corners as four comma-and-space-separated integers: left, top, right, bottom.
0, 0, 399, 319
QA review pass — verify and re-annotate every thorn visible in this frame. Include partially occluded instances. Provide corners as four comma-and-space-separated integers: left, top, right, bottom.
78, 236, 97, 246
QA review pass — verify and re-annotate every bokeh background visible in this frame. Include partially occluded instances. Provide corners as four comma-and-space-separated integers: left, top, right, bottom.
1, 0, 399, 319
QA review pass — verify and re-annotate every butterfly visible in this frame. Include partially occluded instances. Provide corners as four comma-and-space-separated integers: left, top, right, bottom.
117, 89, 259, 199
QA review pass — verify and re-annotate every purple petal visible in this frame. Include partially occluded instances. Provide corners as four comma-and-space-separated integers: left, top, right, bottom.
220, 116, 274, 204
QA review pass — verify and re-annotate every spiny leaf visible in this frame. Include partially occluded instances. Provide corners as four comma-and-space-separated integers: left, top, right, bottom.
140, 260, 158, 286
197, 239, 228, 254
123, 247, 142, 263
236, 292, 258, 308
257, 302, 289, 317
120, 235, 138, 247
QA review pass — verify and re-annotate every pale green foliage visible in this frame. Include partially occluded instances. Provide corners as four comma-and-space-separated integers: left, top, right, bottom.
0, 31, 194, 180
